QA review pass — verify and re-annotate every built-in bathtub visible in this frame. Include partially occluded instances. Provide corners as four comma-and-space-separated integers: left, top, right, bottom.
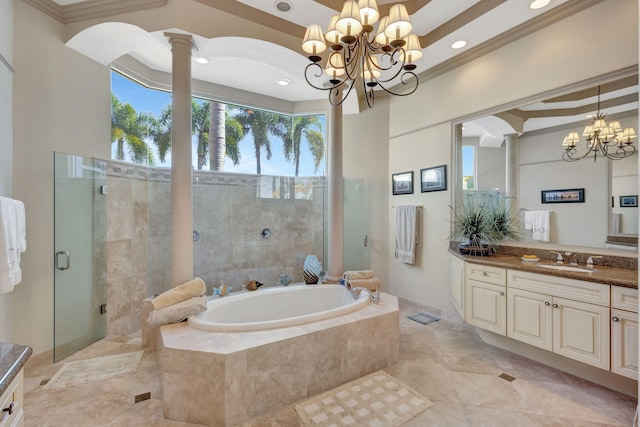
157, 285, 399, 427
188, 284, 370, 332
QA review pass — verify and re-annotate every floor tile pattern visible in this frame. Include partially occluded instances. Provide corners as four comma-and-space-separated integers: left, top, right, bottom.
22, 302, 638, 426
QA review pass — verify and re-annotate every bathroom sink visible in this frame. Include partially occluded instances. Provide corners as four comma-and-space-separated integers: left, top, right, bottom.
537, 264, 594, 273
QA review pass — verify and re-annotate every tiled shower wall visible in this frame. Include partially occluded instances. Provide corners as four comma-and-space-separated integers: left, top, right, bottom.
106, 162, 151, 336
192, 173, 325, 294
105, 161, 326, 335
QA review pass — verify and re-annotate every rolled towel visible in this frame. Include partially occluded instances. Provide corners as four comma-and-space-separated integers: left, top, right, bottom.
147, 296, 207, 327
346, 277, 381, 292
152, 278, 206, 310
342, 270, 375, 280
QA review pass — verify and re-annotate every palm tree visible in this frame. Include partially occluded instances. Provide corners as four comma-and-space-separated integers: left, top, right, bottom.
234, 108, 289, 175
192, 100, 210, 170
149, 105, 172, 163
149, 100, 245, 170
284, 115, 325, 176
111, 93, 155, 165
209, 102, 244, 171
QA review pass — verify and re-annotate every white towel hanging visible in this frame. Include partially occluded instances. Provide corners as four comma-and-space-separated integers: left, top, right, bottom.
0, 196, 26, 294
524, 210, 550, 242
395, 205, 418, 264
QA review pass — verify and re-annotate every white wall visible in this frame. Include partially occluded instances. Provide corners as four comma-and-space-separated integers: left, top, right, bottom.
0, 0, 14, 342
10, 2, 110, 353
389, 123, 452, 309
387, 0, 638, 312
343, 100, 390, 289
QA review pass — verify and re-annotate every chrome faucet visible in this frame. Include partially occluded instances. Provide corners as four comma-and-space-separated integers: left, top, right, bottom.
550, 251, 563, 263
565, 252, 578, 265
349, 286, 380, 304
586, 255, 602, 269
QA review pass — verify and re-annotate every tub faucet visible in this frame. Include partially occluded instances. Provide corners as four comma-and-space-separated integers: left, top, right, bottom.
350, 287, 380, 304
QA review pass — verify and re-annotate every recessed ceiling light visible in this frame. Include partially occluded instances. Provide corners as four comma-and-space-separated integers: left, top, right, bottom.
195, 57, 208, 64
275, 1, 291, 12
278, 79, 290, 86
451, 40, 467, 49
530, 0, 551, 10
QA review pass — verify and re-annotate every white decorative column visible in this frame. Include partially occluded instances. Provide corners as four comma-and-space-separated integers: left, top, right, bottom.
326, 90, 344, 281
165, 32, 195, 286
505, 133, 519, 209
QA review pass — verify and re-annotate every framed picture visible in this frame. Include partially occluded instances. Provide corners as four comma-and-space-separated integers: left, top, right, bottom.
392, 171, 414, 195
620, 195, 638, 207
420, 165, 447, 193
541, 188, 585, 204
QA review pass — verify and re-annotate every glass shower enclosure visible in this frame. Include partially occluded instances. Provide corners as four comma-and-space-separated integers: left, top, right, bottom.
53, 152, 107, 362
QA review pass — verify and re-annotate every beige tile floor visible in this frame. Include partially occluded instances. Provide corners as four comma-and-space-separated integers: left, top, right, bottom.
23, 302, 637, 426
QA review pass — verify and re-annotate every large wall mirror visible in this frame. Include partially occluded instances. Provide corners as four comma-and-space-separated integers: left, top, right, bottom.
454, 72, 638, 249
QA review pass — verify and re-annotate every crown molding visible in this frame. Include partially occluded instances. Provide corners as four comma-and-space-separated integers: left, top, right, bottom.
22, 0, 64, 23
522, 108, 638, 138
22, 0, 167, 24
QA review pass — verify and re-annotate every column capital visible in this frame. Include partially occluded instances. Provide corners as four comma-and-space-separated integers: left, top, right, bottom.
164, 32, 196, 51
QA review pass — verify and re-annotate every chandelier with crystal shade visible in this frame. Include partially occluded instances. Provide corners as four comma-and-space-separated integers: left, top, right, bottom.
301, 0, 420, 108
561, 86, 637, 162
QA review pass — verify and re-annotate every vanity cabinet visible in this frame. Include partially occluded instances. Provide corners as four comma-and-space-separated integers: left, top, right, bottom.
0, 368, 24, 427
465, 264, 506, 336
507, 269, 610, 370
449, 254, 465, 319
611, 286, 638, 380
507, 287, 552, 351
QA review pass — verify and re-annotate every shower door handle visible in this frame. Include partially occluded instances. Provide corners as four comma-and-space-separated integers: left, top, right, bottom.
55, 251, 70, 271
364, 235, 368, 248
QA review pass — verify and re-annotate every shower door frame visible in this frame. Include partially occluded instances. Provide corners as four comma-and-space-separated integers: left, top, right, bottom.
53, 152, 107, 362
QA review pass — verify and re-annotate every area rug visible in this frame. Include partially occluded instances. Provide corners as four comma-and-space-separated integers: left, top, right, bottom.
295, 370, 433, 427
43, 350, 144, 390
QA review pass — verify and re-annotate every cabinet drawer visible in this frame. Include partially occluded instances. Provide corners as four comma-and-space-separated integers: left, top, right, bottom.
507, 269, 609, 306
465, 263, 506, 285
612, 286, 638, 313
0, 369, 23, 427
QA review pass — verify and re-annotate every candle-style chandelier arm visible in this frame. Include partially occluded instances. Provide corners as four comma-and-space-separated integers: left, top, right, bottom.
303, 61, 357, 107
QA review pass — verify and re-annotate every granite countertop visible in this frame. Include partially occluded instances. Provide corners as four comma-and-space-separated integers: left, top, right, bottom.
0, 342, 32, 397
451, 250, 638, 289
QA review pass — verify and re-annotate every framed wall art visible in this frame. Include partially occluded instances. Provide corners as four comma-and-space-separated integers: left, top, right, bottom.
541, 188, 585, 204
620, 195, 638, 207
392, 171, 414, 195
420, 165, 447, 193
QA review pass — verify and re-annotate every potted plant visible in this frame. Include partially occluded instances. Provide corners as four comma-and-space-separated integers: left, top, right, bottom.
450, 196, 520, 256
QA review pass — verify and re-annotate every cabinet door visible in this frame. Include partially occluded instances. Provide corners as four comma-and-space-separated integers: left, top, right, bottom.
552, 297, 610, 370
611, 309, 638, 380
449, 255, 464, 319
465, 279, 506, 336
507, 288, 553, 351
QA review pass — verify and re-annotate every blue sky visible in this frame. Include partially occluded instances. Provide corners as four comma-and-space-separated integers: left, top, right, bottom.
110, 71, 326, 177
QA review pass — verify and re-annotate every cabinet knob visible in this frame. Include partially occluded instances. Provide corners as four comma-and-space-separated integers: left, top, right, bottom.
552, 303, 559, 308
482, 272, 487, 276
499, 291, 505, 296
2, 402, 15, 415
544, 301, 550, 306
612, 317, 620, 322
